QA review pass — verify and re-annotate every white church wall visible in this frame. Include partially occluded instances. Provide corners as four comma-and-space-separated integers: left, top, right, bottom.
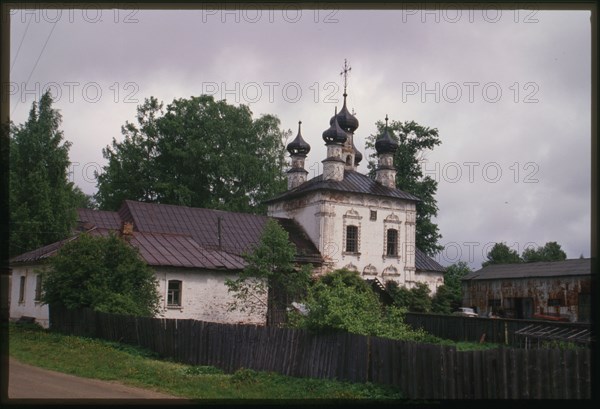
9, 264, 50, 328
268, 191, 431, 290
10, 264, 268, 328
155, 268, 267, 325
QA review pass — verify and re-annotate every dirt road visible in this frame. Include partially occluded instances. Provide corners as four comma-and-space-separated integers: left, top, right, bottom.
7, 357, 183, 401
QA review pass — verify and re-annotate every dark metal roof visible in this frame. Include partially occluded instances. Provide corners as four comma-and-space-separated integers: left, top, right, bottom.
265, 170, 420, 203
76, 208, 121, 230
463, 258, 591, 281
119, 200, 322, 263
415, 248, 446, 273
11, 201, 322, 269
130, 232, 246, 270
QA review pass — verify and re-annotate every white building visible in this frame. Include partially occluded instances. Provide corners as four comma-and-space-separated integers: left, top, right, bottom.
9, 73, 444, 328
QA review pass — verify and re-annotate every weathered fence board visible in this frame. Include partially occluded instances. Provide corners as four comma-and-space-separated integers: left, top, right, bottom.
46, 306, 591, 399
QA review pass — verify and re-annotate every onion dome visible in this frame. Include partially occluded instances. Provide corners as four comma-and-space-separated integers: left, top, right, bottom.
322, 108, 348, 145
287, 121, 311, 156
329, 93, 359, 133
353, 144, 363, 165
375, 115, 398, 154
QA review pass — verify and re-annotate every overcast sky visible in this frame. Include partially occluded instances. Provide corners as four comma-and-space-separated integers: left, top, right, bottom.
9, 6, 592, 269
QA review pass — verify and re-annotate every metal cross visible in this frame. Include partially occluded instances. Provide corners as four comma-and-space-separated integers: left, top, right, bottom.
340, 59, 351, 93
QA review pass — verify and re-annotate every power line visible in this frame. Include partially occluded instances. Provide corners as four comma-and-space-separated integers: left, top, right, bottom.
11, 21, 59, 117
10, 13, 33, 74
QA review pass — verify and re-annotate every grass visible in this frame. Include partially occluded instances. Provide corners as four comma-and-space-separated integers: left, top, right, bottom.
8, 323, 404, 400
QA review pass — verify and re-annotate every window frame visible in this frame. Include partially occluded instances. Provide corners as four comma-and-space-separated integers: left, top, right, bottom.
345, 225, 358, 254
18, 276, 26, 304
34, 274, 43, 302
386, 228, 398, 256
167, 280, 182, 308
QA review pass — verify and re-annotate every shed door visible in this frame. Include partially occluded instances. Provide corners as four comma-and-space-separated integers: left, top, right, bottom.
578, 293, 590, 322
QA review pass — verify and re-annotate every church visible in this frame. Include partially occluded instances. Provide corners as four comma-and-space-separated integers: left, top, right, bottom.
9, 65, 445, 328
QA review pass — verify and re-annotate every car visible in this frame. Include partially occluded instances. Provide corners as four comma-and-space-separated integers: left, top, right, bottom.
453, 307, 478, 317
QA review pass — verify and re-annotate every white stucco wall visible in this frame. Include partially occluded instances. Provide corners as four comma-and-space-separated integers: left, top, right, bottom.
268, 190, 442, 293
155, 268, 267, 325
9, 264, 50, 328
9, 264, 267, 327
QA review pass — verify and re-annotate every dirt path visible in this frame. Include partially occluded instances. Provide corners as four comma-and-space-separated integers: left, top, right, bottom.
8, 357, 184, 401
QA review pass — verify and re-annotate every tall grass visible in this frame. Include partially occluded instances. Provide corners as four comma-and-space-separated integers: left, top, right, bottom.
8, 323, 404, 400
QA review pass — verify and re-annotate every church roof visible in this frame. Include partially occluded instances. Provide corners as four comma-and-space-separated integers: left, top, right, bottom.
265, 170, 421, 204
10, 201, 323, 268
415, 248, 445, 273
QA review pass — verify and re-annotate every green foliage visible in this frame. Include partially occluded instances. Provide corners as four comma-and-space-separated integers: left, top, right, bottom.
522, 241, 567, 263
386, 281, 432, 313
225, 219, 311, 317
483, 241, 567, 267
365, 119, 442, 256
482, 242, 521, 267
432, 261, 471, 314
95, 95, 288, 214
298, 270, 432, 342
9, 91, 83, 256
42, 232, 160, 316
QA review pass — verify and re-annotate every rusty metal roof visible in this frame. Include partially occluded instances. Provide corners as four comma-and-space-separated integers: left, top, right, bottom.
464, 258, 591, 281
130, 232, 246, 270
264, 170, 420, 203
415, 248, 446, 273
76, 209, 121, 230
12, 200, 322, 270
118, 200, 322, 263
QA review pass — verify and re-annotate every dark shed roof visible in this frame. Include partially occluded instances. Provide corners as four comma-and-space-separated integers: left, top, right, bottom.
265, 170, 420, 203
463, 258, 591, 281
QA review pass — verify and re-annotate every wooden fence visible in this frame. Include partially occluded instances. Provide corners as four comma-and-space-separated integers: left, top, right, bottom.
404, 312, 591, 346
48, 306, 592, 399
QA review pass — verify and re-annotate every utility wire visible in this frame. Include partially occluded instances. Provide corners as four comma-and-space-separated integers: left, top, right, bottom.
10, 13, 33, 74
11, 21, 59, 117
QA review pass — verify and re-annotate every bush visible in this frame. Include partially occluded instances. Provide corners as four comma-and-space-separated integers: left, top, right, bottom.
42, 232, 160, 316
296, 269, 434, 342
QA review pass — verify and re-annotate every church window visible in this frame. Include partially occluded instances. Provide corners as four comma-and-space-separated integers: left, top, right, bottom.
387, 229, 398, 256
370, 210, 377, 221
19, 276, 26, 304
346, 225, 358, 253
34, 275, 43, 302
167, 280, 182, 307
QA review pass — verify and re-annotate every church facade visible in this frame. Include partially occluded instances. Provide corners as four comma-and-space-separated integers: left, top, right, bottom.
267, 84, 443, 291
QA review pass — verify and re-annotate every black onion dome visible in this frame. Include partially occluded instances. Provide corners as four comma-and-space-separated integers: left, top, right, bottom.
287, 121, 311, 156
329, 94, 359, 132
322, 108, 348, 145
375, 115, 398, 154
353, 145, 363, 165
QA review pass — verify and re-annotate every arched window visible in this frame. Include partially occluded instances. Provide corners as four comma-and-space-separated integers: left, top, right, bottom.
387, 229, 398, 256
167, 280, 182, 307
346, 225, 358, 253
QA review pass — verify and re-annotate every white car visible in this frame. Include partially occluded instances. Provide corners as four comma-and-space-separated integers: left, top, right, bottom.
453, 307, 478, 317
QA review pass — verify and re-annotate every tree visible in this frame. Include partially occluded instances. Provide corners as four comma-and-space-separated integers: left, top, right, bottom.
299, 269, 432, 342
522, 241, 567, 263
225, 219, 312, 324
481, 242, 521, 267
386, 281, 432, 312
366, 119, 442, 256
96, 95, 289, 214
432, 261, 471, 314
42, 232, 160, 316
9, 91, 82, 256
